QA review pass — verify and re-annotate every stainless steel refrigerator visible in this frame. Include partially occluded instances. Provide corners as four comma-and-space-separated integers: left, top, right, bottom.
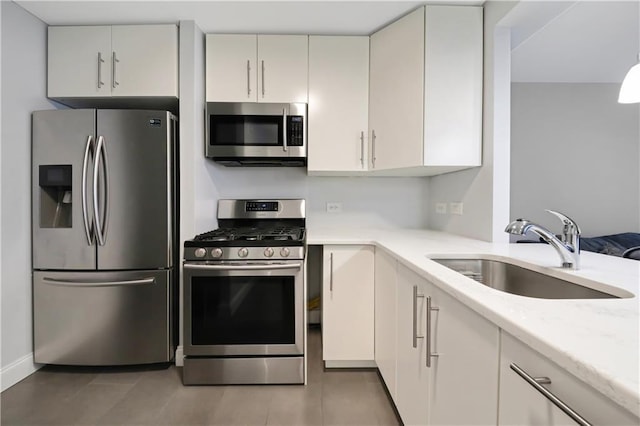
32, 109, 177, 365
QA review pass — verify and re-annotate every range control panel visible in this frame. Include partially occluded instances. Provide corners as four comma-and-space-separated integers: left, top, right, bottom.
245, 201, 279, 212
287, 116, 304, 147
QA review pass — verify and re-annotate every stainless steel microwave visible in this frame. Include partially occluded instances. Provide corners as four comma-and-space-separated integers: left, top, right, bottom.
205, 102, 307, 166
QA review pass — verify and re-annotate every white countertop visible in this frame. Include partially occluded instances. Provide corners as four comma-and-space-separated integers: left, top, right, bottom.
308, 227, 640, 417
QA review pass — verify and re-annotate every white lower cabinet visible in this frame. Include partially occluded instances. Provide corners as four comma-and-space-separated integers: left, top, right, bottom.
499, 332, 640, 426
374, 249, 397, 399
395, 264, 499, 426
322, 245, 375, 366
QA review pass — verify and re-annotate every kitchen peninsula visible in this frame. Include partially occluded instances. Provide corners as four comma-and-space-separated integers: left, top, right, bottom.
309, 226, 640, 424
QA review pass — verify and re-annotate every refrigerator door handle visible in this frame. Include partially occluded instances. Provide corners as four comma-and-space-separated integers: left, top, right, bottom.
93, 135, 109, 246
42, 277, 156, 287
82, 135, 95, 245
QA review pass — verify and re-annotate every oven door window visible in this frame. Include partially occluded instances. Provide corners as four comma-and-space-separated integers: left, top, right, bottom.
191, 275, 295, 345
209, 115, 284, 147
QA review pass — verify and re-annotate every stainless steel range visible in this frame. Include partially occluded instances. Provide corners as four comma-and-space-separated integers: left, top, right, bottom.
182, 199, 306, 385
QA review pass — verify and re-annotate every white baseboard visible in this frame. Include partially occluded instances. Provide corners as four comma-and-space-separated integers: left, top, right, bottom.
175, 345, 184, 367
1, 353, 41, 392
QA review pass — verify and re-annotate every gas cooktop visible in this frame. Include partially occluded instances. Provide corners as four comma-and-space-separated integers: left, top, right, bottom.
183, 199, 306, 261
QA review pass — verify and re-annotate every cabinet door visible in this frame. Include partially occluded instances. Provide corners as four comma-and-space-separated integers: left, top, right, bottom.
322, 245, 374, 365
257, 35, 308, 103
428, 284, 499, 425
499, 332, 640, 426
111, 25, 178, 97
374, 249, 397, 399
48, 26, 112, 98
396, 265, 429, 425
369, 7, 424, 170
423, 6, 482, 167
206, 34, 257, 102
308, 36, 369, 173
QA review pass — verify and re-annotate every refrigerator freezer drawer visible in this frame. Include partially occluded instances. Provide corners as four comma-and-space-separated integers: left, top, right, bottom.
34, 269, 172, 365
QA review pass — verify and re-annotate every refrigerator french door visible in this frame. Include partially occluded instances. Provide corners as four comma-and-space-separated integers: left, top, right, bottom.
32, 109, 177, 365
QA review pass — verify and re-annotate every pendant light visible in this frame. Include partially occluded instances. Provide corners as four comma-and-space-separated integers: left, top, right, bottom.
618, 2, 640, 103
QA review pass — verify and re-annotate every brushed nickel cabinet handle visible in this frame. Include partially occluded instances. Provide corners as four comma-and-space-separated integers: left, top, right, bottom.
360, 131, 365, 168
510, 363, 592, 426
261, 60, 265, 98
112, 52, 119, 88
371, 129, 377, 168
329, 252, 334, 292
412, 285, 424, 348
247, 59, 251, 97
97, 52, 105, 88
426, 296, 439, 367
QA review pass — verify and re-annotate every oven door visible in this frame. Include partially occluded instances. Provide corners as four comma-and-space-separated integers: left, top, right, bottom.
183, 260, 304, 357
205, 102, 306, 161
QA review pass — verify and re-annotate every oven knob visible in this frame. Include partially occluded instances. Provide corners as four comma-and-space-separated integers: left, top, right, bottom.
194, 248, 207, 258
264, 247, 274, 258
238, 248, 249, 258
210, 248, 223, 258
280, 247, 290, 258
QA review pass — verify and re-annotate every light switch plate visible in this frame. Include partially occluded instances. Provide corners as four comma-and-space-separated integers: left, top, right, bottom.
450, 202, 464, 215
436, 203, 447, 214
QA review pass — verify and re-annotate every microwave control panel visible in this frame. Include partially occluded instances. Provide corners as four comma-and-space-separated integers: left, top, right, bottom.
287, 116, 304, 146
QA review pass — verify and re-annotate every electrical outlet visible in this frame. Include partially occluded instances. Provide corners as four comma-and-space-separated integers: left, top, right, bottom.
450, 202, 464, 215
435, 203, 447, 214
326, 202, 343, 213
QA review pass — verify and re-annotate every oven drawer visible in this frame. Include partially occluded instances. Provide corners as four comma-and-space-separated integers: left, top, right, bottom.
183, 261, 304, 357
34, 269, 171, 365
183, 356, 304, 385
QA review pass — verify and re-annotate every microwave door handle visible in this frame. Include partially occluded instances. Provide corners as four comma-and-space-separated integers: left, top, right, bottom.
282, 108, 288, 152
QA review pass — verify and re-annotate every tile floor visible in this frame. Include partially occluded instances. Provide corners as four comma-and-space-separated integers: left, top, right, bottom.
1, 327, 400, 425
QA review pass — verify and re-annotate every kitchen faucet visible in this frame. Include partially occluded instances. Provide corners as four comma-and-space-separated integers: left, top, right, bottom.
505, 210, 581, 270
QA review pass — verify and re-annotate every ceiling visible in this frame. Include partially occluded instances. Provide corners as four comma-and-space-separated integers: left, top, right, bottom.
509, 0, 640, 83
16, 1, 479, 36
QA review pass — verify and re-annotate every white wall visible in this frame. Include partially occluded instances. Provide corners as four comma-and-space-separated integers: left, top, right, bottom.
427, 1, 516, 242
511, 83, 640, 236
176, 20, 205, 365
1, 1, 56, 391
195, 164, 429, 232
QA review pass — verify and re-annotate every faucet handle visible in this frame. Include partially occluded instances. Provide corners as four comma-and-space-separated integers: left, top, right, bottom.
545, 209, 581, 238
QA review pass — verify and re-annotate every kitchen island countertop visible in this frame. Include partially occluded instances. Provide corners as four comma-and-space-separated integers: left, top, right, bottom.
308, 227, 640, 417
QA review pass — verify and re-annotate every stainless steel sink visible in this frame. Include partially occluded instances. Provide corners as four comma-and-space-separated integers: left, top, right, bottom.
430, 257, 630, 299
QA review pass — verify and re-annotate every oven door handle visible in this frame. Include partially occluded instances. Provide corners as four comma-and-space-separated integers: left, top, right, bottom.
184, 263, 302, 271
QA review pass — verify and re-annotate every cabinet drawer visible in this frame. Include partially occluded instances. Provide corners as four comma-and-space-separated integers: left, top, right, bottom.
499, 332, 638, 425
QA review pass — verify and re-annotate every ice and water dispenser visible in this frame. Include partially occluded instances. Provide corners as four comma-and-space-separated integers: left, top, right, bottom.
39, 165, 72, 228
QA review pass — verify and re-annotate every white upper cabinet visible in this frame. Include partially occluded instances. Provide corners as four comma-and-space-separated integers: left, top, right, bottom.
206, 34, 308, 103
369, 7, 425, 171
258, 35, 308, 103
369, 6, 483, 176
423, 6, 483, 169
110, 25, 178, 97
206, 35, 257, 102
307, 36, 370, 174
48, 26, 112, 98
48, 25, 178, 99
